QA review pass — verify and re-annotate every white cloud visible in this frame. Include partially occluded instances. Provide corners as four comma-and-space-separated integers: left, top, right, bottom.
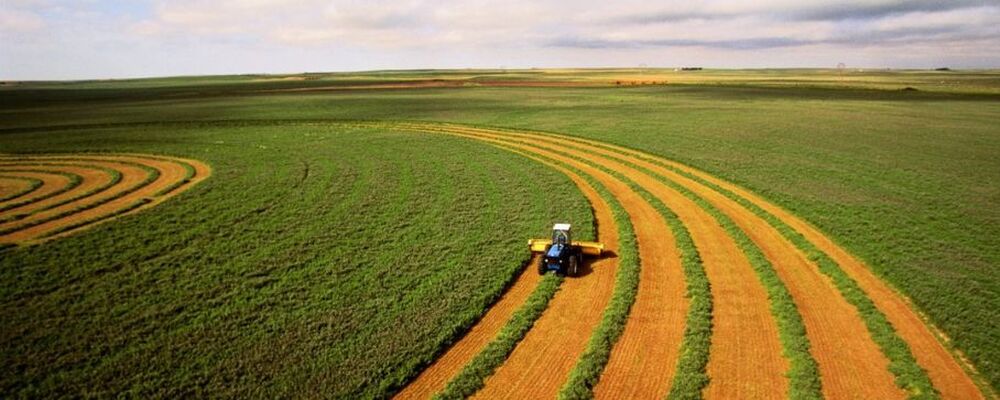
0, 8, 45, 32
1, 0, 998, 79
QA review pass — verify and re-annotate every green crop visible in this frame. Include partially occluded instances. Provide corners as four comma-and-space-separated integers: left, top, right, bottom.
1, 68, 996, 395
0, 124, 593, 398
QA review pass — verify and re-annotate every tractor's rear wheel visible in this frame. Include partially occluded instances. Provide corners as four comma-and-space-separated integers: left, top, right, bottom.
568, 254, 579, 277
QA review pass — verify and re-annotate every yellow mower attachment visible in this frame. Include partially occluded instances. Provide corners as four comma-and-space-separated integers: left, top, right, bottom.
528, 238, 604, 256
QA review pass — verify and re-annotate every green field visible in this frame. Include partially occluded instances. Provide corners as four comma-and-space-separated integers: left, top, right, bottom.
1, 69, 998, 396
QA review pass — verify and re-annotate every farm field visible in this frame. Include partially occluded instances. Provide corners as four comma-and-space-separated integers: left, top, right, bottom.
1, 69, 998, 399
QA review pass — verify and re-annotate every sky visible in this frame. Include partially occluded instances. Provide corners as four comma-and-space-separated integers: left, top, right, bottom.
2, 0, 999, 80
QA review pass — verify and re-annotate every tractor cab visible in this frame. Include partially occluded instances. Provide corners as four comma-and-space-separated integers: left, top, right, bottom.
552, 223, 571, 245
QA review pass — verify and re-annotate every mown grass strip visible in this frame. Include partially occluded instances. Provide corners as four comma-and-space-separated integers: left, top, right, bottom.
585, 164, 712, 399
0, 176, 44, 203
610, 146, 938, 399
472, 139, 640, 400
554, 165, 639, 400
0, 164, 123, 224
153, 161, 196, 196
0, 170, 82, 213
528, 136, 824, 399
433, 273, 563, 400
431, 123, 827, 398
0, 163, 160, 238
390, 123, 695, 399
689, 174, 938, 398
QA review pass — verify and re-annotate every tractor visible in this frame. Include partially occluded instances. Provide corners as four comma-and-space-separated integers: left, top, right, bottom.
528, 223, 604, 277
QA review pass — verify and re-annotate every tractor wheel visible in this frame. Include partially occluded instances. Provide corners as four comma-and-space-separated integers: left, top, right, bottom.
538, 258, 546, 275
568, 255, 579, 277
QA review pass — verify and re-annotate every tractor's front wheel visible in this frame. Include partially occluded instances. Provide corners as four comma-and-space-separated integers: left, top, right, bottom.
538, 258, 547, 275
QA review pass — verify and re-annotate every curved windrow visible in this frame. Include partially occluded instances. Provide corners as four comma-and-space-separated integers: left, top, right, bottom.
0, 153, 210, 246
369, 122, 983, 400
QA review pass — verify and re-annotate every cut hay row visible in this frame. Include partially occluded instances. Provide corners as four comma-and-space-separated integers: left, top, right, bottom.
0, 176, 44, 203
366, 122, 984, 400
0, 154, 210, 246
0, 163, 122, 225
0, 170, 82, 213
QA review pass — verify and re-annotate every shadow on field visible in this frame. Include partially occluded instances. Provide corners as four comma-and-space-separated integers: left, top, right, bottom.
574, 249, 617, 278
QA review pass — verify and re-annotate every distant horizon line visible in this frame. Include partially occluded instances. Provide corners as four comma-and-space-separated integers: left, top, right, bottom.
4, 66, 999, 83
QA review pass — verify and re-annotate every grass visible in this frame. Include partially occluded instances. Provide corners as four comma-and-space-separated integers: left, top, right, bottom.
0, 124, 593, 398
434, 273, 563, 400
0, 68, 996, 394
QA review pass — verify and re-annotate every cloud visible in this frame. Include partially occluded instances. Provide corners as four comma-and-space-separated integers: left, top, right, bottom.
0, 8, 45, 32
2, 0, 999, 79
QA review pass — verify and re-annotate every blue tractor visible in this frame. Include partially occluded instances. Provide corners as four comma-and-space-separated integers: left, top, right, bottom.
528, 223, 604, 277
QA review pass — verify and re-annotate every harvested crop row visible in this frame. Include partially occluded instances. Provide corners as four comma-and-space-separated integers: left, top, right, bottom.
394, 260, 544, 399
0, 154, 210, 245
537, 131, 983, 399
0, 170, 81, 213
0, 163, 126, 229
0, 176, 42, 203
514, 128, 906, 399
381, 124, 685, 398
357, 121, 981, 400
466, 138, 623, 399
457, 125, 790, 399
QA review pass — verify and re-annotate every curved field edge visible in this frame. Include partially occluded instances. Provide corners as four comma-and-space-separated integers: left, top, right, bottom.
472, 123, 947, 398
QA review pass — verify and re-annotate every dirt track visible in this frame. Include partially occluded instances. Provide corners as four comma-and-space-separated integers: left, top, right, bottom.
373, 122, 984, 399
0, 154, 210, 245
